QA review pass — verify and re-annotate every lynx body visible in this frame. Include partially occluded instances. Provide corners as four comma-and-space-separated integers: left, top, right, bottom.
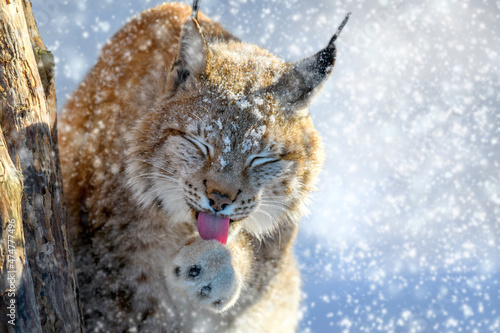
59, 2, 347, 332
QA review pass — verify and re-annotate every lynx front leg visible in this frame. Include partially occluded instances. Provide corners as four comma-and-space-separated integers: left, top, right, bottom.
168, 238, 247, 312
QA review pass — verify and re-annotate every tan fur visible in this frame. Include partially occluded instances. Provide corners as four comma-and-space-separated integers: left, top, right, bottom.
59, 3, 336, 332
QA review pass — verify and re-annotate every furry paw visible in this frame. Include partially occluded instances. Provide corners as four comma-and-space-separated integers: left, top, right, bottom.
168, 239, 241, 312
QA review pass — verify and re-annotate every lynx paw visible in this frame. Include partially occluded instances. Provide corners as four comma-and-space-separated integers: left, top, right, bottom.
169, 239, 241, 312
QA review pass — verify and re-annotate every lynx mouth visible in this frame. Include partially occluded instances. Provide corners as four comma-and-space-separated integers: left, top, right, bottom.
196, 212, 230, 245
194, 211, 236, 224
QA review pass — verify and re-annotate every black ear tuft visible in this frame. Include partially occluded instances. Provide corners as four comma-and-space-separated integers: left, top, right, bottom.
265, 13, 351, 115
192, 0, 200, 20
328, 12, 351, 47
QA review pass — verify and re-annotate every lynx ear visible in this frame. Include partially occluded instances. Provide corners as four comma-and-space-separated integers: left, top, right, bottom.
267, 13, 351, 115
167, 1, 207, 91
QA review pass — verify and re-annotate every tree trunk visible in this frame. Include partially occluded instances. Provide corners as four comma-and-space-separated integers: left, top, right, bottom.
0, 0, 84, 332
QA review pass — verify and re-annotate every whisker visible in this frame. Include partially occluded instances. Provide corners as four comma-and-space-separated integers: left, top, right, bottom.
247, 215, 263, 251
277, 223, 282, 249
258, 204, 289, 214
260, 199, 293, 210
185, 110, 203, 122
183, 208, 193, 221
130, 173, 178, 182
199, 105, 211, 116
131, 158, 176, 175
260, 196, 290, 202
254, 208, 278, 225
155, 190, 185, 196
259, 197, 291, 204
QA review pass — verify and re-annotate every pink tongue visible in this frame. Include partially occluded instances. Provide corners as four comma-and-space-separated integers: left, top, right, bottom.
197, 212, 230, 245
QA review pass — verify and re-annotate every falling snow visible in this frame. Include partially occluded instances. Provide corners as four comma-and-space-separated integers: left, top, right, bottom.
34, 0, 500, 332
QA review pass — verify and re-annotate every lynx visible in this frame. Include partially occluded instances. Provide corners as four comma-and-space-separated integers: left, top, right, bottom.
59, 1, 349, 332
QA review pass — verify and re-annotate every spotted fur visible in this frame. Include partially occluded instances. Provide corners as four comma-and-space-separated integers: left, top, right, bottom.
59, 2, 346, 332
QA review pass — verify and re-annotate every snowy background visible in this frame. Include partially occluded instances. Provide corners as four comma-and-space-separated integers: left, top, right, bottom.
33, 0, 500, 331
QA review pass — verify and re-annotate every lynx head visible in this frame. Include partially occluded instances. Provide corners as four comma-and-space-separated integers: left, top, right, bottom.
126, 2, 350, 241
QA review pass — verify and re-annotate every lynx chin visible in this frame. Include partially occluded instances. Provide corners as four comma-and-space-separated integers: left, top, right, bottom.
59, 1, 349, 332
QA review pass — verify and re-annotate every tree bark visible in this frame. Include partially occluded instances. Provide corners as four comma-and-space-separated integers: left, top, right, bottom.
0, 0, 84, 332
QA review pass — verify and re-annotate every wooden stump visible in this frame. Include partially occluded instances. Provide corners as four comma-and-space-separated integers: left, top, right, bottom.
0, 0, 84, 331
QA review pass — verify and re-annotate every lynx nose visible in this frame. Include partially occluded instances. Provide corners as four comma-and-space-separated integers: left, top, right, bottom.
207, 192, 232, 212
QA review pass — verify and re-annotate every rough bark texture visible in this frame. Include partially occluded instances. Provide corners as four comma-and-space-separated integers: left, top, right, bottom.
0, 0, 84, 332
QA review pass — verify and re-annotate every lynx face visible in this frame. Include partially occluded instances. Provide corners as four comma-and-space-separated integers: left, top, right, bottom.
126, 38, 325, 239
126, 73, 320, 238
119, 4, 350, 244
